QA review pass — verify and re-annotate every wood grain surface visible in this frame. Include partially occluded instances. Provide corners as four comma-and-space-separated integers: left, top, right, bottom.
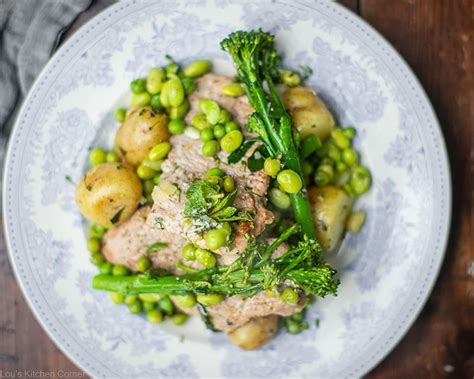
0, 1, 472, 377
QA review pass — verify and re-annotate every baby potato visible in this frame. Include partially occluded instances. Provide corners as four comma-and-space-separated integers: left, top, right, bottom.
76, 162, 143, 227
115, 106, 169, 167
308, 185, 353, 252
227, 316, 278, 351
283, 87, 335, 141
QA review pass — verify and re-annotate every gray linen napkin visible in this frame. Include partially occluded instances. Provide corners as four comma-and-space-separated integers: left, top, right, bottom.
0, 0, 93, 163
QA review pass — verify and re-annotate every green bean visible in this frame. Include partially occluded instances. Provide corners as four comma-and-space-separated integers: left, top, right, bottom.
192, 114, 210, 130
149, 142, 171, 161
181, 78, 196, 94
128, 300, 143, 314
168, 119, 186, 134
115, 108, 126, 122
183, 60, 211, 78
87, 237, 101, 253
300, 134, 321, 159
146, 67, 165, 95
90, 253, 104, 266
171, 313, 188, 325
158, 296, 174, 315
112, 265, 130, 276
109, 292, 125, 304
89, 148, 107, 166
222, 83, 244, 97
342, 148, 358, 166
89, 224, 106, 238
218, 109, 231, 124
175, 293, 196, 308
199, 99, 220, 125
137, 164, 157, 180
220, 130, 243, 152
331, 129, 350, 150
279, 70, 301, 87
150, 94, 163, 110
350, 166, 371, 195
223, 176, 235, 192
169, 99, 189, 120
213, 124, 226, 139
106, 151, 119, 163
264, 158, 281, 177
182, 243, 196, 261
224, 121, 239, 133
131, 92, 151, 107
269, 188, 291, 209
200, 127, 215, 142
343, 127, 356, 139
280, 287, 299, 303
195, 248, 216, 268
276, 169, 303, 194
130, 78, 146, 94
205, 229, 227, 250
136, 256, 151, 272
346, 211, 366, 233
202, 140, 219, 157
147, 309, 163, 323
99, 262, 113, 275
196, 293, 224, 306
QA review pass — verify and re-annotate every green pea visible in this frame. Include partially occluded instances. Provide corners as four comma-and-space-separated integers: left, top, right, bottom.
99, 262, 113, 274
90, 253, 104, 266
158, 296, 174, 315
182, 78, 196, 94
138, 293, 160, 302
346, 211, 366, 233
124, 294, 138, 305
137, 164, 157, 180
153, 173, 161, 185
167, 119, 185, 135
318, 164, 334, 181
115, 108, 127, 122
112, 264, 130, 276
342, 183, 354, 195
350, 166, 371, 195
320, 157, 334, 167
221, 82, 244, 97
218, 109, 231, 124
213, 124, 226, 139
146, 67, 165, 95
343, 127, 356, 139
286, 319, 301, 334
149, 142, 171, 161
131, 92, 151, 107
302, 161, 314, 176
87, 237, 101, 253
195, 248, 216, 268
223, 176, 235, 192
200, 127, 215, 142
206, 175, 222, 186
342, 148, 358, 166
171, 313, 188, 325
165, 62, 179, 77
205, 229, 227, 250
316, 145, 328, 158
292, 312, 304, 322
199, 99, 220, 125
183, 60, 211, 78
109, 292, 125, 304
300, 322, 309, 330
196, 293, 224, 306
331, 129, 350, 150
277, 169, 303, 194
142, 301, 156, 312
136, 256, 151, 272
130, 78, 146, 94
169, 99, 189, 120
327, 143, 341, 162
150, 94, 163, 110
336, 161, 348, 173
202, 140, 219, 157
220, 130, 243, 153
280, 70, 301, 87
106, 151, 119, 163
143, 159, 163, 171
192, 114, 210, 130
175, 293, 196, 308
224, 121, 239, 133
206, 168, 223, 177
280, 287, 299, 303
147, 309, 163, 323
269, 188, 291, 209
300, 134, 322, 159
314, 170, 330, 187
182, 243, 196, 261
89, 224, 106, 238
219, 222, 232, 237
89, 148, 107, 166
128, 300, 143, 314
263, 158, 281, 177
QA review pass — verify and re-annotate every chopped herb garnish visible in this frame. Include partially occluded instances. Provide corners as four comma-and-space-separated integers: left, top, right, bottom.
146, 242, 168, 253
154, 217, 164, 229
110, 207, 124, 224
227, 138, 258, 164
65, 175, 73, 184
197, 303, 217, 332
315, 319, 320, 328
299, 64, 313, 80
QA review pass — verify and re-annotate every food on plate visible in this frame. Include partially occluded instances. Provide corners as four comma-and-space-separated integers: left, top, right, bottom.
75, 30, 371, 350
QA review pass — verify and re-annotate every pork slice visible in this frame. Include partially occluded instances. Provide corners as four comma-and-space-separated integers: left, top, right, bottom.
184, 73, 253, 127
102, 206, 203, 274
147, 133, 274, 258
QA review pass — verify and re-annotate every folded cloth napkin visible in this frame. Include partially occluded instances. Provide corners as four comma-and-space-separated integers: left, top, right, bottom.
0, 0, 92, 163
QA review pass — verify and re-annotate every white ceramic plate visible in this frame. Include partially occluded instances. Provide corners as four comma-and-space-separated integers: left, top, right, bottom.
3, 1, 451, 377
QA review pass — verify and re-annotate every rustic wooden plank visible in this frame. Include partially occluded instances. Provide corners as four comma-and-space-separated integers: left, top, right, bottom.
337, 0, 359, 13
360, 0, 474, 377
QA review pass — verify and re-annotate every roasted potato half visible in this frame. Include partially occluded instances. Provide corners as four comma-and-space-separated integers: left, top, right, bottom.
308, 185, 352, 252
76, 162, 143, 227
115, 106, 169, 167
283, 87, 335, 141
227, 315, 279, 351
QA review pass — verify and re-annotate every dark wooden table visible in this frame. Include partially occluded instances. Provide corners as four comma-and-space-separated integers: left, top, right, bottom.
1, 0, 473, 377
